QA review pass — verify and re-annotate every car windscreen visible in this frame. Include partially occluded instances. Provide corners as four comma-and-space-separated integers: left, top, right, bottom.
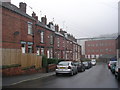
83, 62, 87, 64
91, 60, 96, 62
110, 61, 117, 64
111, 62, 116, 65
58, 62, 70, 66
73, 62, 79, 65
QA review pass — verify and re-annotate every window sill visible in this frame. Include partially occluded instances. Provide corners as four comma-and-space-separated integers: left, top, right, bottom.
40, 42, 45, 44
28, 34, 33, 36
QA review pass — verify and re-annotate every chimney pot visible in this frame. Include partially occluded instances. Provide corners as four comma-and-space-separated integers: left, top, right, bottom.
32, 12, 38, 20
55, 24, 59, 32
32, 12, 36, 17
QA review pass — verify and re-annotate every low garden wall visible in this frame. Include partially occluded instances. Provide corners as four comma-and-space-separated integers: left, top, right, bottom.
2, 64, 56, 77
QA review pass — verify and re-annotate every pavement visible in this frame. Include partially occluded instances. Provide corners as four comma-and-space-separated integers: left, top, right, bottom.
2, 71, 55, 87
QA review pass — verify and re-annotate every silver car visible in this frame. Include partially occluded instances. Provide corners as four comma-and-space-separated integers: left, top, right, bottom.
56, 61, 78, 76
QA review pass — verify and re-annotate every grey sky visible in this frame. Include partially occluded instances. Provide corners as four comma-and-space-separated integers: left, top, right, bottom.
11, 0, 119, 38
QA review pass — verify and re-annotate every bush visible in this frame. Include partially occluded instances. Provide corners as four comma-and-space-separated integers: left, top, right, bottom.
42, 56, 65, 68
47, 58, 64, 65
82, 58, 91, 62
47, 58, 58, 64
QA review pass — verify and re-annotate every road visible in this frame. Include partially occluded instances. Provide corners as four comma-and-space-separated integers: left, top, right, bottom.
3, 63, 120, 88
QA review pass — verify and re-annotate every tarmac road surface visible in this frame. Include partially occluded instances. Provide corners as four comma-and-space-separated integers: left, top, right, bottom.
3, 62, 120, 88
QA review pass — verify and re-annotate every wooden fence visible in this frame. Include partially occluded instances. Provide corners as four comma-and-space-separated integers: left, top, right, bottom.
2, 48, 42, 68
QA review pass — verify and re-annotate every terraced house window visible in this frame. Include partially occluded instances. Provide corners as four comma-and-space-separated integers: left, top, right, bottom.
28, 22, 33, 35
57, 38, 60, 47
50, 34, 53, 44
28, 42, 33, 53
41, 48, 44, 55
50, 48, 53, 58
63, 41, 65, 47
40, 31, 44, 43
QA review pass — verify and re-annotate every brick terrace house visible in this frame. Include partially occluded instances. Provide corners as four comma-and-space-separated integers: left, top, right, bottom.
2, 2, 81, 61
85, 38, 117, 59
2, 2, 35, 53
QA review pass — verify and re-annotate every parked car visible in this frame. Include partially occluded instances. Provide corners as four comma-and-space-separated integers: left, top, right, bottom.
115, 59, 120, 81
91, 59, 96, 66
108, 61, 117, 69
56, 61, 78, 76
83, 61, 89, 69
73, 61, 85, 72
88, 61, 92, 68
110, 62, 116, 74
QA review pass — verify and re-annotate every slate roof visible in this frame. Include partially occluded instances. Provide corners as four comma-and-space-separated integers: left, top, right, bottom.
2, 2, 35, 20
55, 32, 64, 37
1, 2, 77, 43
36, 21, 55, 32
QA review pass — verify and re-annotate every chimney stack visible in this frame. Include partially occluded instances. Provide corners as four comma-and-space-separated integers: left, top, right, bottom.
32, 12, 38, 20
19, 2, 27, 13
55, 24, 59, 32
41, 15, 47, 25
60, 29, 67, 35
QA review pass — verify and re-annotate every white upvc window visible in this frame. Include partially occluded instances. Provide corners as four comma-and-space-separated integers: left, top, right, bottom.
37, 48, 40, 55
28, 45, 32, 53
57, 38, 60, 47
40, 31, 44, 43
58, 53, 60, 59
28, 22, 33, 35
21, 44, 26, 53
41, 48, 44, 55
63, 41, 65, 47
50, 48, 53, 58
50, 35, 53, 44
47, 50, 50, 58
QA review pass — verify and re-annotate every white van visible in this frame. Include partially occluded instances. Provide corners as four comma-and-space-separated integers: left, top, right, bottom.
91, 59, 96, 66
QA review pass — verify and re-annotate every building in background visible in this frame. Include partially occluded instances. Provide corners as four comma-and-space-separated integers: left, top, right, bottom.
77, 38, 92, 59
85, 38, 117, 59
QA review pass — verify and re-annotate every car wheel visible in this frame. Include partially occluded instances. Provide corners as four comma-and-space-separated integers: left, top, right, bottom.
83, 68, 85, 72
82, 68, 85, 72
111, 71, 114, 74
116, 73, 120, 81
115, 72, 120, 81
56, 73, 59, 76
70, 70, 74, 76
76, 70, 78, 74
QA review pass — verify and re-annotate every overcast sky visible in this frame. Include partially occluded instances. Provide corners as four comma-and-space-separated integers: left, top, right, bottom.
11, 0, 119, 38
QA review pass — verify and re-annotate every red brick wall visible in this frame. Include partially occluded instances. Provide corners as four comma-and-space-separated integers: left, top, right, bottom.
85, 39, 117, 58
2, 8, 21, 49
2, 7, 35, 52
